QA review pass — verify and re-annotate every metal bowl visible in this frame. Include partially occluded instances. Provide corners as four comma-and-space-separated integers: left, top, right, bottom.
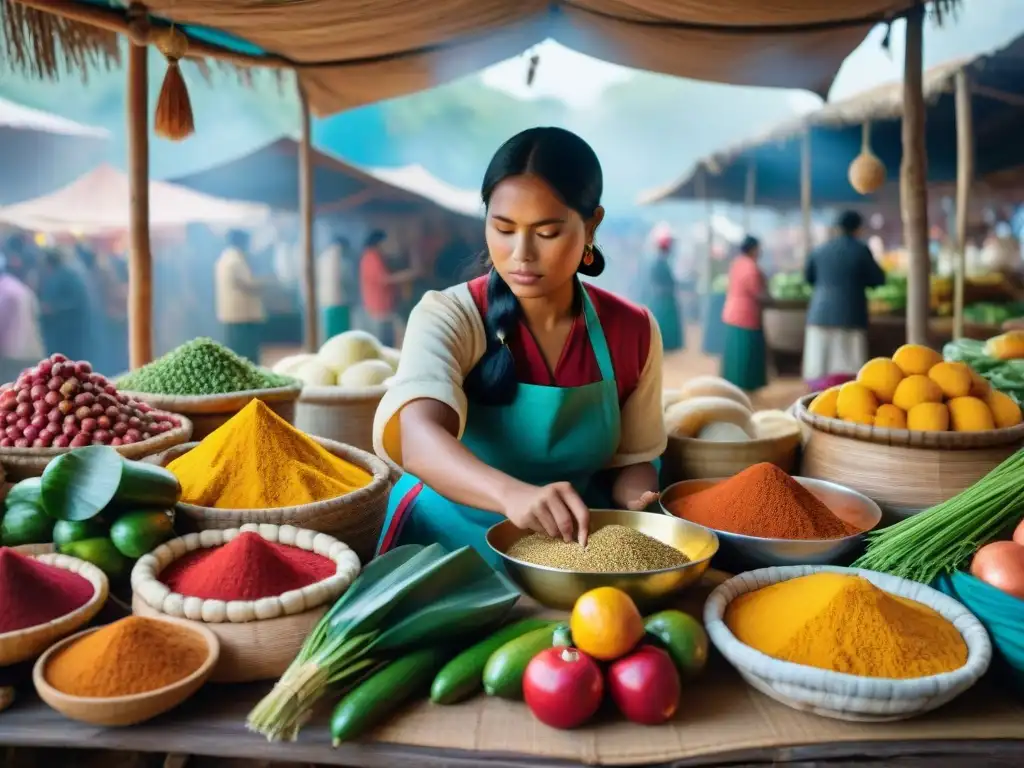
660, 476, 882, 571
486, 509, 719, 611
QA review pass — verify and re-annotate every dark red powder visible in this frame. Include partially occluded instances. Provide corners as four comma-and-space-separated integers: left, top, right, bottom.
0, 548, 96, 633
667, 463, 861, 540
160, 532, 336, 601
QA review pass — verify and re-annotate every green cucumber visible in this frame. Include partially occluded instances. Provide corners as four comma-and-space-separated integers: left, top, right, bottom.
109, 509, 174, 558
330, 646, 450, 745
4, 478, 42, 510
482, 623, 562, 699
430, 618, 555, 705
53, 519, 108, 549
551, 622, 573, 647
0, 502, 53, 547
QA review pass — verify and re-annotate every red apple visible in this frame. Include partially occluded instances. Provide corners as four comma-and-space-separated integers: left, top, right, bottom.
523, 647, 604, 730
608, 645, 680, 725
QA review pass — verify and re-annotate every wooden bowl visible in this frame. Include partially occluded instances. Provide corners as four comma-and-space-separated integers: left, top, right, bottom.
32, 616, 219, 727
0, 553, 108, 666
662, 431, 801, 484
294, 384, 386, 454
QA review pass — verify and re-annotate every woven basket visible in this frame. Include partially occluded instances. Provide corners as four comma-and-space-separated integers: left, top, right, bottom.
763, 305, 808, 354
795, 394, 1023, 512
0, 553, 109, 666
121, 383, 302, 442
662, 431, 801, 484
293, 384, 385, 454
157, 437, 390, 562
704, 565, 992, 722
130, 524, 360, 682
0, 416, 193, 483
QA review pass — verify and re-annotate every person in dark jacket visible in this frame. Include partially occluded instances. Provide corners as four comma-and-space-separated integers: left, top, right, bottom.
802, 211, 886, 389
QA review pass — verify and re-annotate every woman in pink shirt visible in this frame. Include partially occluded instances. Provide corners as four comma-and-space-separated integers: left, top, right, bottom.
720, 236, 767, 392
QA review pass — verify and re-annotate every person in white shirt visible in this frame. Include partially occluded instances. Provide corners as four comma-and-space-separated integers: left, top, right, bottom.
214, 230, 266, 363
317, 235, 356, 339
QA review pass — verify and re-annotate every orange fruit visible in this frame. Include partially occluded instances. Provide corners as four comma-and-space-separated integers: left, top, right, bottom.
570, 587, 645, 661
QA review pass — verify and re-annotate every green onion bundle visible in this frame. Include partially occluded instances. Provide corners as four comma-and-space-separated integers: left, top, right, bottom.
852, 449, 1024, 584
246, 543, 519, 742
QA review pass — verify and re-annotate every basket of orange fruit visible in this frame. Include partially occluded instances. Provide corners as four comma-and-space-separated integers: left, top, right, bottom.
794, 344, 1024, 515
427, 587, 708, 730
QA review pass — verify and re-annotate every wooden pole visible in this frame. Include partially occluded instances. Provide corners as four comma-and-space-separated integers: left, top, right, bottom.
800, 127, 813, 258
902, 5, 931, 346
953, 69, 974, 341
126, 42, 152, 369
697, 166, 713, 296
298, 83, 317, 352
743, 159, 756, 232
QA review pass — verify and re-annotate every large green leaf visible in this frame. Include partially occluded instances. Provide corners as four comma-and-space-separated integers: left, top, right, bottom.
40, 446, 123, 521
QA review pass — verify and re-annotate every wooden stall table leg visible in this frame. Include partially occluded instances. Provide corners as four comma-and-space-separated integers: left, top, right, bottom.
163, 754, 189, 768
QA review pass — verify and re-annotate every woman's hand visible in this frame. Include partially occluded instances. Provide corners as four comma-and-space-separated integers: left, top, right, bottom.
626, 491, 661, 511
502, 481, 591, 546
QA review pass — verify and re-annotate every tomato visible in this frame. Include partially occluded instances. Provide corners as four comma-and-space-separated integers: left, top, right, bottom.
522, 647, 604, 730
971, 541, 1024, 600
607, 645, 680, 725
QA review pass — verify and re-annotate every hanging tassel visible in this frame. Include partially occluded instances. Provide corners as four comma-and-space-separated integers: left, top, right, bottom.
153, 25, 194, 141
848, 121, 887, 195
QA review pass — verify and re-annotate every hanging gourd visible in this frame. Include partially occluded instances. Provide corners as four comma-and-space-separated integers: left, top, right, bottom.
153, 24, 194, 141
848, 121, 886, 195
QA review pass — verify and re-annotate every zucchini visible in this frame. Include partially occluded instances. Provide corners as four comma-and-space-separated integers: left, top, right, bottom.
430, 618, 555, 705
330, 646, 450, 745
482, 623, 561, 699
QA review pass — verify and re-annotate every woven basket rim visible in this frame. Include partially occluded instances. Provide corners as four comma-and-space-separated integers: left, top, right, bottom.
298, 384, 387, 405
704, 565, 992, 701
130, 524, 360, 622
0, 553, 109, 643
161, 435, 390, 515
795, 392, 1024, 449
0, 415, 193, 461
119, 382, 302, 409
668, 429, 802, 450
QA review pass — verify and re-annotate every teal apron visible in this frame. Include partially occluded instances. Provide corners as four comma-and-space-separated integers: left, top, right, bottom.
376, 285, 621, 568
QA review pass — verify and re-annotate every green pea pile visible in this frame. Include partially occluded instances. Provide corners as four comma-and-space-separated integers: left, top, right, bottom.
117, 338, 296, 396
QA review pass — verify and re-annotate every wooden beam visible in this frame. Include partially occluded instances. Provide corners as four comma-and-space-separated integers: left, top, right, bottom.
800, 128, 812, 257
127, 42, 152, 369
743, 159, 756, 232
971, 84, 1024, 109
953, 70, 975, 341
298, 83, 317, 353
901, 5, 930, 347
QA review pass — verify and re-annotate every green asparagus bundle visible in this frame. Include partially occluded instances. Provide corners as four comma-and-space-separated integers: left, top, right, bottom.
852, 449, 1024, 584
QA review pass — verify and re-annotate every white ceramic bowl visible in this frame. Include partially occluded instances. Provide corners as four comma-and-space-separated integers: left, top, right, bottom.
704, 565, 992, 722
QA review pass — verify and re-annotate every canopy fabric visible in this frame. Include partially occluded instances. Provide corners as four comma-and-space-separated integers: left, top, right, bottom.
639, 31, 1024, 208
93, 1, 923, 114
365, 165, 483, 218
0, 163, 269, 233
0, 95, 108, 137
169, 138, 481, 219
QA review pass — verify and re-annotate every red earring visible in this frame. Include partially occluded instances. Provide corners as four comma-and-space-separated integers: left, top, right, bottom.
582, 244, 594, 266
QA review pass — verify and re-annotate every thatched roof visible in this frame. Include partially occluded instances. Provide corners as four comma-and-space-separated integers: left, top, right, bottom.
1, 1, 949, 117
639, 28, 1024, 208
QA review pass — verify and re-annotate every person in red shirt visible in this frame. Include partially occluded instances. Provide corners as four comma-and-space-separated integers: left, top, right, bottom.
359, 230, 417, 346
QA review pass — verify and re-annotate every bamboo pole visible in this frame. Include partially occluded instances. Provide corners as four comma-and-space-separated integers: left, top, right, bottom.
953, 69, 974, 340
743, 159, 756, 232
697, 166, 713, 296
298, 84, 318, 352
902, 5, 930, 346
127, 42, 153, 368
800, 127, 812, 257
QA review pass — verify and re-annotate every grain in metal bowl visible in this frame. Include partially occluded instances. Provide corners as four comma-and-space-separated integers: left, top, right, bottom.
487, 509, 718, 610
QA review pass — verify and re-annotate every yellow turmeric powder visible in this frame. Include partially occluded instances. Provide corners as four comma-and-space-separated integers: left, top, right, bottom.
168, 400, 371, 509
725, 572, 967, 678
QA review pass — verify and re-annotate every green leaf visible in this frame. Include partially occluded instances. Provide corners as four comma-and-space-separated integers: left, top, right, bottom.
40, 446, 123, 521
3, 477, 42, 510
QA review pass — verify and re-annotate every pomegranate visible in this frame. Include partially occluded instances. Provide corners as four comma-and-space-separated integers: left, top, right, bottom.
608, 645, 680, 725
523, 647, 604, 730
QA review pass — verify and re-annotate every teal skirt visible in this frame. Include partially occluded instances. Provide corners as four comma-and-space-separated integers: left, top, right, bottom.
721, 323, 767, 392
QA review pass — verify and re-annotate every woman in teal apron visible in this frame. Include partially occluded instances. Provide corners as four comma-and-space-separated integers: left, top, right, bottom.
374, 128, 666, 568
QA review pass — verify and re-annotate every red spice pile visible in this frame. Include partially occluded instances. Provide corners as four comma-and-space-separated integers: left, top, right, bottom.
160, 532, 336, 601
0, 548, 95, 633
668, 463, 861, 540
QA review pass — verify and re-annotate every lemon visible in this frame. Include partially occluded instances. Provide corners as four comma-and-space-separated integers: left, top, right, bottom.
947, 396, 996, 432
968, 368, 992, 399
892, 375, 943, 412
907, 402, 950, 432
927, 361, 973, 399
808, 387, 840, 419
986, 390, 1023, 429
570, 587, 645, 661
892, 344, 942, 376
874, 404, 907, 429
836, 382, 878, 421
856, 358, 904, 403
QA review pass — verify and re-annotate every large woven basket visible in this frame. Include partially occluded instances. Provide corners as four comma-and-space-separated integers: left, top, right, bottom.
0, 553, 109, 667
794, 393, 1023, 513
0, 416, 193, 483
762, 304, 808, 354
293, 384, 385, 454
662, 431, 800, 484
704, 565, 991, 722
130, 524, 361, 682
157, 436, 390, 562
121, 383, 302, 442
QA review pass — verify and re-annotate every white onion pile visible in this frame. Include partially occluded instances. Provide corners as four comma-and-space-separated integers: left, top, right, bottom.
0, 354, 181, 449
